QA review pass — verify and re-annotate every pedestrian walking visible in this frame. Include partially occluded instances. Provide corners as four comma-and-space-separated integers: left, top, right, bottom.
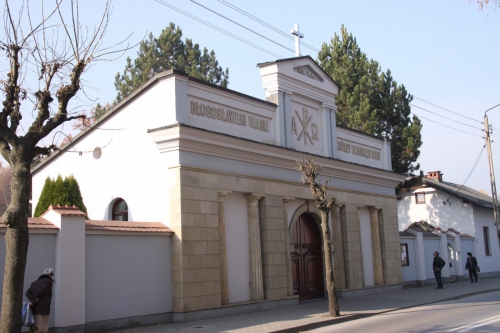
432, 251, 445, 289
25, 268, 55, 333
465, 252, 479, 283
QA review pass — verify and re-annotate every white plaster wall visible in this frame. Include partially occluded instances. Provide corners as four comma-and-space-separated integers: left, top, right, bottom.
358, 207, 374, 286
398, 188, 475, 235
400, 237, 417, 282
224, 193, 250, 303
85, 234, 171, 323
423, 238, 441, 280
32, 79, 174, 225
472, 206, 500, 273
0, 233, 57, 330
461, 239, 475, 269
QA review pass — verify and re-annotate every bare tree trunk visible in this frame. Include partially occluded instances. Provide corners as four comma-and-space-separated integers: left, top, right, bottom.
0, 162, 31, 333
321, 210, 340, 317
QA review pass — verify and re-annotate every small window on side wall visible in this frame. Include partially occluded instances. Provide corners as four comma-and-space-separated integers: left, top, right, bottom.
401, 244, 409, 266
415, 192, 425, 204
112, 198, 128, 221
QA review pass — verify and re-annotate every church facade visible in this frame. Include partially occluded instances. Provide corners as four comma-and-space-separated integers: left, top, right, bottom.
32, 56, 405, 319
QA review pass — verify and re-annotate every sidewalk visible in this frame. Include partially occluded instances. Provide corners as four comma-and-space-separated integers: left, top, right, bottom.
113, 277, 500, 333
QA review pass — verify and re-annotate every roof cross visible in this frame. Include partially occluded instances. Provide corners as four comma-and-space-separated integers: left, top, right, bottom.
290, 23, 304, 57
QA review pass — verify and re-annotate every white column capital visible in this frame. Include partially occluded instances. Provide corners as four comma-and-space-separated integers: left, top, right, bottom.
245, 193, 265, 205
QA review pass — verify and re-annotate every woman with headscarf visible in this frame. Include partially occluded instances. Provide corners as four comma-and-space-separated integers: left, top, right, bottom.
25, 268, 55, 333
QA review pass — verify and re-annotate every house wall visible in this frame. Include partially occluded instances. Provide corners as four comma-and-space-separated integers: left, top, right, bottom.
472, 206, 500, 274
31, 79, 174, 225
85, 234, 172, 323
398, 188, 474, 235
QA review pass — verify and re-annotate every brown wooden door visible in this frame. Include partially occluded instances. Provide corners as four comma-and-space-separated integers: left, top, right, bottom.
290, 213, 324, 300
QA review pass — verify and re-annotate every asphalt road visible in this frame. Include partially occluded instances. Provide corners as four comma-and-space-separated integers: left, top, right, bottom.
309, 291, 500, 333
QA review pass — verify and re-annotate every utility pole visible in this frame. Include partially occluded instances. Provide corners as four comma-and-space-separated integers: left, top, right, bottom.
484, 103, 500, 247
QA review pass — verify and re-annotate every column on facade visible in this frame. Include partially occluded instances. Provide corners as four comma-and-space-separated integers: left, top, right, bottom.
368, 206, 384, 285
407, 228, 427, 284
331, 204, 346, 289
283, 197, 295, 296
245, 193, 265, 301
452, 231, 464, 276
218, 190, 232, 305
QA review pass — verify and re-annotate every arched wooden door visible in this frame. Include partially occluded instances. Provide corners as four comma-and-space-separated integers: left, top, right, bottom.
290, 213, 324, 300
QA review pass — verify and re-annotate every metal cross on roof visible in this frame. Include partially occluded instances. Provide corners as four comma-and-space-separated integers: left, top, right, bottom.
290, 23, 303, 57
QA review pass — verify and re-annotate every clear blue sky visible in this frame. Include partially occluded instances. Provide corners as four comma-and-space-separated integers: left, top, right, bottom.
7, 0, 500, 194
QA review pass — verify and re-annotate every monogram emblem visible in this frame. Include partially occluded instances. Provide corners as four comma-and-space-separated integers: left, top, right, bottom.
292, 108, 318, 145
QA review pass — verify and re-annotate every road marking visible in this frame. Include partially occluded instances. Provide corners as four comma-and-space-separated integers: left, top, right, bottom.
447, 314, 500, 332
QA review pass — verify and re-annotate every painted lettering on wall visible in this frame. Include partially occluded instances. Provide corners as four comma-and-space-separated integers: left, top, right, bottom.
190, 101, 268, 132
298, 67, 316, 79
337, 140, 381, 160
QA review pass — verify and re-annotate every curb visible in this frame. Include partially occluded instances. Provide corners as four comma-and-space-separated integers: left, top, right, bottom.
270, 288, 500, 333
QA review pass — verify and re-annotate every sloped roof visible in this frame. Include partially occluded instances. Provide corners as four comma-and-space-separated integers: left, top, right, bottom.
85, 220, 173, 234
0, 217, 59, 230
423, 178, 494, 209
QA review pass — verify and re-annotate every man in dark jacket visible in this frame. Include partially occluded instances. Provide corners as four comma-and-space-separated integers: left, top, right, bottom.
465, 252, 478, 283
26, 268, 54, 333
432, 251, 445, 289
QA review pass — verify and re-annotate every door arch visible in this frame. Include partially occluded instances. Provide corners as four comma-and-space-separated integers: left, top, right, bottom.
290, 213, 324, 300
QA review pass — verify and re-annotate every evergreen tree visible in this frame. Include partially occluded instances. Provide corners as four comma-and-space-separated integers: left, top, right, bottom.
318, 25, 423, 175
34, 175, 88, 218
34, 177, 55, 217
114, 23, 229, 103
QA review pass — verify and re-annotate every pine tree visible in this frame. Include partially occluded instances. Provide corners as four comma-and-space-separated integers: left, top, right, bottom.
114, 23, 229, 103
34, 175, 88, 218
318, 25, 423, 175
34, 177, 55, 217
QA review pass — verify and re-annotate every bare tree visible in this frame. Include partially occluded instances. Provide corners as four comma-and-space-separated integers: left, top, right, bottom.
471, 0, 500, 10
0, 1, 130, 331
296, 157, 340, 317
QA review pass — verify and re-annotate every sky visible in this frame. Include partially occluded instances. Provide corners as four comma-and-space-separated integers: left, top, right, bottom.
3, 0, 500, 194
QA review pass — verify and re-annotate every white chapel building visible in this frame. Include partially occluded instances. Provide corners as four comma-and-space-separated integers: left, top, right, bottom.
30, 56, 406, 325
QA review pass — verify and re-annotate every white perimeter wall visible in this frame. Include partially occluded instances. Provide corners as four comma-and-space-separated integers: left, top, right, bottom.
423, 238, 441, 280
0, 233, 57, 330
398, 188, 475, 236
31, 79, 176, 225
85, 234, 172, 323
224, 193, 250, 303
358, 207, 374, 287
472, 207, 500, 273
400, 237, 417, 282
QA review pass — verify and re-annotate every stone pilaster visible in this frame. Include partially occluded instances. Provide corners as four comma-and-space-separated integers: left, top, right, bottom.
369, 206, 384, 285
378, 204, 403, 286
283, 197, 295, 296
218, 190, 231, 305
245, 193, 265, 301
331, 204, 346, 289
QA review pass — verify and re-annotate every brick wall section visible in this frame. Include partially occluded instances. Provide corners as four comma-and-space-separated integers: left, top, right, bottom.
378, 201, 403, 285
341, 204, 363, 289
259, 195, 288, 300
171, 168, 222, 312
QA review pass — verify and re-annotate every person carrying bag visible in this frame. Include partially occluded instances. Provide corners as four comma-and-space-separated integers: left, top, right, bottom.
465, 252, 479, 283
25, 268, 55, 333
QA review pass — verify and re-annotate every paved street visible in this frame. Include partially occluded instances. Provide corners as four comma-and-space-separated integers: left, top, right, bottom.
310, 291, 500, 333
112, 277, 500, 333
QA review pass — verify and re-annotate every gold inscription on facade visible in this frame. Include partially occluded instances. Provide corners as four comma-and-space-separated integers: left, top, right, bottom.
337, 140, 381, 160
292, 108, 318, 145
190, 101, 268, 132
